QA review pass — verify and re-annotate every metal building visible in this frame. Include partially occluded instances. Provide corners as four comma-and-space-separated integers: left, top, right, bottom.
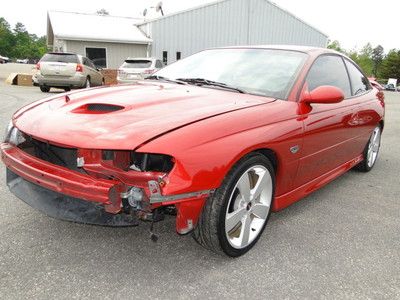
139, 0, 328, 65
47, 0, 327, 69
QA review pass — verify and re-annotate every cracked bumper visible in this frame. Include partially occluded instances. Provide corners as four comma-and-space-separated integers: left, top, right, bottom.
1, 143, 121, 207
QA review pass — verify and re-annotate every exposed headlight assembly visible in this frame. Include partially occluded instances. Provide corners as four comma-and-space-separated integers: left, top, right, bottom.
4, 122, 25, 146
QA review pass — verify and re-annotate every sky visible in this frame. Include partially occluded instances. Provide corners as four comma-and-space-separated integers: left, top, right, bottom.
1, 0, 399, 52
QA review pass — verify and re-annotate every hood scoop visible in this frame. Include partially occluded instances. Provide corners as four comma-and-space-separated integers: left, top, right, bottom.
72, 103, 125, 114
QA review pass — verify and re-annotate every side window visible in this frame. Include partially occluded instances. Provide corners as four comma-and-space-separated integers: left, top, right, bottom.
344, 59, 371, 95
306, 55, 351, 98
155, 60, 163, 68
88, 59, 97, 69
82, 57, 90, 67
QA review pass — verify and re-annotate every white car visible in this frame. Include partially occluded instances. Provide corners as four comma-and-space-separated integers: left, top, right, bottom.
16, 58, 29, 64
117, 58, 163, 84
0, 55, 10, 63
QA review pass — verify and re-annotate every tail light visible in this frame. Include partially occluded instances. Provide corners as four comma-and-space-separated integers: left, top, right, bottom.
36, 63, 40, 70
144, 69, 155, 74
76, 64, 83, 72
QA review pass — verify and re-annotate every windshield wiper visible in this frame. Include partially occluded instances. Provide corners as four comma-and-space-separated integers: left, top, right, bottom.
145, 75, 187, 85
176, 78, 246, 94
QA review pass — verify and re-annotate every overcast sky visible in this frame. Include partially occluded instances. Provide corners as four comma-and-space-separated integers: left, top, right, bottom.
1, 0, 399, 52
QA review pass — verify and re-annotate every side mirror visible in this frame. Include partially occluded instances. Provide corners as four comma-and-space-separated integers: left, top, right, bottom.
302, 85, 345, 104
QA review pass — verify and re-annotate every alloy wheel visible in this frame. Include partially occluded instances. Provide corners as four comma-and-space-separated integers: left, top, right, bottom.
225, 165, 273, 249
367, 127, 381, 168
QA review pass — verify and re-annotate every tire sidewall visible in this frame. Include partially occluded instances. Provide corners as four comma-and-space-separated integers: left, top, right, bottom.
216, 154, 275, 257
363, 126, 382, 171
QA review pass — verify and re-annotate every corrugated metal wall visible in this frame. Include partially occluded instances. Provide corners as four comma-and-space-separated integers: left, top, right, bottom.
65, 40, 148, 69
140, 0, 327, 64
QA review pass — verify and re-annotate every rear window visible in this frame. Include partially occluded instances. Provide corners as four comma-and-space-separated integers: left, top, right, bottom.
41, 53, 79, 63
122, 60, 152, 68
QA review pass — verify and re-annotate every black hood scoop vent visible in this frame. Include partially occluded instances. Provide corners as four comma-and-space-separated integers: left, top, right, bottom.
72, 103, 125, 114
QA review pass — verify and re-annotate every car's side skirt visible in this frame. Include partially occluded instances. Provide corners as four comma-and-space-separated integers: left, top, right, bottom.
273, 154, 364, 211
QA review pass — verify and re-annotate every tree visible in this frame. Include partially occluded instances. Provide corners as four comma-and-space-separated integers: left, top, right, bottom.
0, 17, 15, 56
96, 9, 109, 15
327, 40, 344, 53
372, 45, 384, 77
379, 50, 400, 80
349, 43, 374, 76
0, 18, 48, 59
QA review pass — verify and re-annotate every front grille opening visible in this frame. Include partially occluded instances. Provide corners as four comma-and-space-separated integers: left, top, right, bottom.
18, 135, 80, 171
102, 150, 174, 173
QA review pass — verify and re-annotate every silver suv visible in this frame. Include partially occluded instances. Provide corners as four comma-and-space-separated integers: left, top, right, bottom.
35, 53, 104, 92
117, 58, 163, 84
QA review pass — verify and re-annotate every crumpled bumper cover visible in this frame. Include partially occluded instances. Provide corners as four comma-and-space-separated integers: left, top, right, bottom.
6, 169, 139, 226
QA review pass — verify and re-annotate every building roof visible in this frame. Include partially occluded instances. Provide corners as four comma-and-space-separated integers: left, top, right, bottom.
139, 0, 327, 38
47, 11, 152, 44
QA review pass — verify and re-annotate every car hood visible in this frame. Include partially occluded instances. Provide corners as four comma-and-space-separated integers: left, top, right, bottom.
14, 82, 274, 149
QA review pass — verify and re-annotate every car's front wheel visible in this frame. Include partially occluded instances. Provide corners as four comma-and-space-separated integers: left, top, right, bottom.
193, 153, 275, 257
40, 86, 50, 93
355, 125, 382, 172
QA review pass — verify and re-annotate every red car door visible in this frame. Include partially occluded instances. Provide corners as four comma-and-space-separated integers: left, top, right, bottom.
342, 58, 383, 150
294, 55, 362, 188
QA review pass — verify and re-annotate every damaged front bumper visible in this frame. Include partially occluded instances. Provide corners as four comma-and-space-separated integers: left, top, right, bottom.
1, 143, 212, 233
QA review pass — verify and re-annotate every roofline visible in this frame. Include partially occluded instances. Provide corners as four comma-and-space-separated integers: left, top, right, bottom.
265, 0, 328, 37
48, 10, 144, 22
138, 0, 328, 38
138, 0, 225, 25
55, 36, 152, 45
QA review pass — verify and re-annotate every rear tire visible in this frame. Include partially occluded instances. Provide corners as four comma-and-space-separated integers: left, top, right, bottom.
40, 86, 50, 92
193, 153, 275, 257
84, 77, 91, 88
355, 125, 381, 172
64, 87, 71, 92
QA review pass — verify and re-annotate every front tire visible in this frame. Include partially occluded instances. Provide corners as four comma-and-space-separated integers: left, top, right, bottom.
355, 125, 382, 172
40, 86, 50, 92
193, 153, 275, 257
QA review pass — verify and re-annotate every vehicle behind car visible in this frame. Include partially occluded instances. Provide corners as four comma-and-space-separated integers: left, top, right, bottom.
0, 55, 9, 64
35, 52, 104, 92
117, 58, 163, 83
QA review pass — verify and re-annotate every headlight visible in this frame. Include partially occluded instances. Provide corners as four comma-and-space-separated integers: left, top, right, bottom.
3, 121, 13, 142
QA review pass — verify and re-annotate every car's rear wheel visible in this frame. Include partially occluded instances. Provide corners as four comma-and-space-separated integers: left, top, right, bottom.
355, 125, 381, 172
40, 86, 50, 92
64, 87, 71, 92
193, 153, 275, 257
84, 77, 91, 88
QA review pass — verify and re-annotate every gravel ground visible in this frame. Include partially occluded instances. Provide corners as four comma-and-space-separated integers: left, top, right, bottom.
0, 80, 399, 299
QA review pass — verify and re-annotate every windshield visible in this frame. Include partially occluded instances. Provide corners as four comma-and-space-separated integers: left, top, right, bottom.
41, 53, 79, 63
153, 48, 307, 98
122, 60, 152, 68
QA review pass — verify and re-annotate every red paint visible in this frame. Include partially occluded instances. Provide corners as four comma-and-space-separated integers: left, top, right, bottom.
1, 46, 385, 234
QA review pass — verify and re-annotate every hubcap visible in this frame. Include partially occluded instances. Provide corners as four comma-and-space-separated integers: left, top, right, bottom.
225, 165, 272, 249
367, 127, 381, 168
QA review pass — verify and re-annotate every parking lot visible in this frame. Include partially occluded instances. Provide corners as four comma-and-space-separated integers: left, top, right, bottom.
0, 78, 399, 299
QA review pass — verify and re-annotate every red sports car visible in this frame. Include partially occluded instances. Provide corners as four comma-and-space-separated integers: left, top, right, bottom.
1, 46, 384, 257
